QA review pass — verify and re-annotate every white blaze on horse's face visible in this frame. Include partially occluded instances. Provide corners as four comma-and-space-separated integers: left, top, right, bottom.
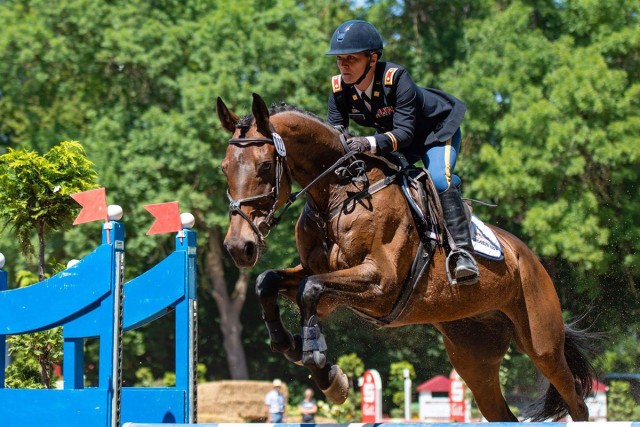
222, 133, 277, 268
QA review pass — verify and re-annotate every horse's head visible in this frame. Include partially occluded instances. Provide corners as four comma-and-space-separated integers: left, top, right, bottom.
216, 93, 292, 267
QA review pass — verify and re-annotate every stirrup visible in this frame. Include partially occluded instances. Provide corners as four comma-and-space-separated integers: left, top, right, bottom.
445, 248, 479, 285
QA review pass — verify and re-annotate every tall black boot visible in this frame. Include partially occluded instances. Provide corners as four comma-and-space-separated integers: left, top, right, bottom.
438, 185, 479, 285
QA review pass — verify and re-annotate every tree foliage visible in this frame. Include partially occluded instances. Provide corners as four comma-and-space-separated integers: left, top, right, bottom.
0, 141, 97, 280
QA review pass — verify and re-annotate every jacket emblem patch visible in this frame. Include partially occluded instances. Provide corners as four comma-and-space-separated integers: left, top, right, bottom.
384, 68, 399, 86
332, 75, 342, 93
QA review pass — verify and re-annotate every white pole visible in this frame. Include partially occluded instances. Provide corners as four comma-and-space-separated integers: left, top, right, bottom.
403, 368, 411, 420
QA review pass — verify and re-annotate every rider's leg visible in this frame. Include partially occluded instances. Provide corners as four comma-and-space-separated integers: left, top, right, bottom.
423, 129, 479, 284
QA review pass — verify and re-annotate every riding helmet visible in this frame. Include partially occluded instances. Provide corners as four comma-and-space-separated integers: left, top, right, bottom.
326, 20, 384, 55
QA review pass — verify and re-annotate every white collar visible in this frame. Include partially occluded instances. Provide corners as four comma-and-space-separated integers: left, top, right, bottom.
355, 81, 374, 99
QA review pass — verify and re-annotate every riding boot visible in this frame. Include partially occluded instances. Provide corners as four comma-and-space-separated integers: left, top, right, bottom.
438, 185, 479, 285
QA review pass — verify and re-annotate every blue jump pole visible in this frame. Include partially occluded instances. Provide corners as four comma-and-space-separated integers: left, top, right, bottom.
122, 424, 640, 427
120, 227, 197, 425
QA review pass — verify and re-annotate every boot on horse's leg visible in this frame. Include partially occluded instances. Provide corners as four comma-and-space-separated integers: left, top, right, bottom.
439, 185, 479, 285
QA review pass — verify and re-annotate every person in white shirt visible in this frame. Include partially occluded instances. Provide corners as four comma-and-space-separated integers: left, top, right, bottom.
264, 378, 287, 422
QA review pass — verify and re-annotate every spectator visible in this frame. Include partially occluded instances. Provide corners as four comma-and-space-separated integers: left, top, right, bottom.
299, 388, 318, 423
265, 378, 287, 422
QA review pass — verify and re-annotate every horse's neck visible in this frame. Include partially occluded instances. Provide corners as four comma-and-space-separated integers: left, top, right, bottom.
272, 113, 344, 209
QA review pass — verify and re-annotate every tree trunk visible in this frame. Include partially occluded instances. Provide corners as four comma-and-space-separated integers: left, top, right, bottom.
38, 220, 46, 282
205, 226, 250, 379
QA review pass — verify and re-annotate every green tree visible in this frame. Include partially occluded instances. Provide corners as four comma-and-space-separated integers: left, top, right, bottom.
388, 361, 415, 409
4, 270, 63, 388
442, 0, 640, 334
607, 381, 640, 421
0, 141, 97, 280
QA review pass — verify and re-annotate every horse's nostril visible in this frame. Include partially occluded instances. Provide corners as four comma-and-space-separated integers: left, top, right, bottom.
244, 241, 255, 259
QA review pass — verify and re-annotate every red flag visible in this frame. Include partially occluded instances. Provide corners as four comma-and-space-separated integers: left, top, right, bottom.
71, 188, 108, 225
144, 202, 182, 235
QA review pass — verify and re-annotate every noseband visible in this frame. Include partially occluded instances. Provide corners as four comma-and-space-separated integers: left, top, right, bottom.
227, 132, 289, 245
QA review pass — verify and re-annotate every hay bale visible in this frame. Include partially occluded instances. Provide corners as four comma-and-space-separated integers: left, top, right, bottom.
197, 380, 288, 423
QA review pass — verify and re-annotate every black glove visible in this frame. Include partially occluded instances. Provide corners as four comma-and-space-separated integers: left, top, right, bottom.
346, 136, 371, 153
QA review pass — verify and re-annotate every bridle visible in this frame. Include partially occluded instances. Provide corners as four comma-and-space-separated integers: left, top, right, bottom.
227, 131, 290, 245
227, 128, 360, 246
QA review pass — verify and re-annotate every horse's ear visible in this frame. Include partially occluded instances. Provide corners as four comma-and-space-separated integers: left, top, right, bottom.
216, 97, 240, 133
251, 93, 271, 136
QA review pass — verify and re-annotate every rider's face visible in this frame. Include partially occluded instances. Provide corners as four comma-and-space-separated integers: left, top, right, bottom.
336, 52, 370, 84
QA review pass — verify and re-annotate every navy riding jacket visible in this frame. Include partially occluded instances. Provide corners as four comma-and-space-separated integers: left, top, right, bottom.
327, 61, 466, 156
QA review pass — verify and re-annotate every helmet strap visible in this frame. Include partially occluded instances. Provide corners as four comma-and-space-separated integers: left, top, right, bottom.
353, 52, 374, 87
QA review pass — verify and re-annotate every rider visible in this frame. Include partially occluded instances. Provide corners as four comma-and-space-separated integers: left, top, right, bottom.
326, 20, 479, 285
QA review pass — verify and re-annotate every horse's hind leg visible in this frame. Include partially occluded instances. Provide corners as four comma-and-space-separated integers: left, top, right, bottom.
255, 265, 308, 364
507, 254, 589, 421
437, 313, 519, 422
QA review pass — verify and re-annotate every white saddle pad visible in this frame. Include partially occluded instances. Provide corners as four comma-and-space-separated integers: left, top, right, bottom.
425, 214, 504, 261
470, 214, 504, 261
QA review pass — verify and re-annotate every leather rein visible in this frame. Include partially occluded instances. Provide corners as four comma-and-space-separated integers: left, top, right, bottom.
227, 131, 357, 245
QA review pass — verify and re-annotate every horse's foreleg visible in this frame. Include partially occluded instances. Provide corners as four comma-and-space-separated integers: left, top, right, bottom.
256, 264, 308, 364
296, 264, 383, 404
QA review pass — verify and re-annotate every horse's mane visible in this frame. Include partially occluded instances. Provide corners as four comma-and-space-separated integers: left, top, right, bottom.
236, 103, 327, 129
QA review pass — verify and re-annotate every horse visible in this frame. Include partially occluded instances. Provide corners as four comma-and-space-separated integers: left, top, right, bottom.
216, 93, 597, 422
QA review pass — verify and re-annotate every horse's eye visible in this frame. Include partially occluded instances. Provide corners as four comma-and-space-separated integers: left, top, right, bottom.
259, 162, 273, 174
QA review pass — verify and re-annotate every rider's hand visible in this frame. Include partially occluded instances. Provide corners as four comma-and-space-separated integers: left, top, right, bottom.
346, 136, 371, 153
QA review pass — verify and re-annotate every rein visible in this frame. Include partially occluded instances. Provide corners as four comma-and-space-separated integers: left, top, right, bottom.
227, 132, 357, 244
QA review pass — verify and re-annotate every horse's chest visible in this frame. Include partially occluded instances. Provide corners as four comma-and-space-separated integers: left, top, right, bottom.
299, 219, 360, 271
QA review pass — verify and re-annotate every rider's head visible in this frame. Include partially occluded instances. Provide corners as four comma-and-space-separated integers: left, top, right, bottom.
326, 20, 384, 86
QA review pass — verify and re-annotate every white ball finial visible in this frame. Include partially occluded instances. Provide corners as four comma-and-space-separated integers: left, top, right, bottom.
180, 212, 195, 229
0, 252, 5, 269
108, 205, 123, 221
66, 259, 80, 268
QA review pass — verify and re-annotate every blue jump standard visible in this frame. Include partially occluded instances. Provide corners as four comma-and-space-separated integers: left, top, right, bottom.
123, 423, 640, 427
0, 221, 197, 427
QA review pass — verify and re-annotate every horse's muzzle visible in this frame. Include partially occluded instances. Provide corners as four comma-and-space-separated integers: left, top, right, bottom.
224, 235, 262, 268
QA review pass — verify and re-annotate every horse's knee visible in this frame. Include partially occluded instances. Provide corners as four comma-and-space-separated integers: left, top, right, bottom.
297, 278, 323, 311
255, 270, 280, 299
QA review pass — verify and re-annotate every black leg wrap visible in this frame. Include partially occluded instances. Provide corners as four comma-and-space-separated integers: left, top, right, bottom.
301, 316, 327, 368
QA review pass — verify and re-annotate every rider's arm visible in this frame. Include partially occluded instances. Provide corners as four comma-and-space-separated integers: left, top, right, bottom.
372, 68, 417, 154
327, 93, 349, 129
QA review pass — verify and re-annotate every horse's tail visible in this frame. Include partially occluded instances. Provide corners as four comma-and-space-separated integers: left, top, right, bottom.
524, 320, 601, 421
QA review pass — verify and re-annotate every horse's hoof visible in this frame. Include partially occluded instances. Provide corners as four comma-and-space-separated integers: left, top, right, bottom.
321, 364, 349, 404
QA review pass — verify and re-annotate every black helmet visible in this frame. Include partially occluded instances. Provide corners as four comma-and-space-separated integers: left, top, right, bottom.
326, 20, 384, 55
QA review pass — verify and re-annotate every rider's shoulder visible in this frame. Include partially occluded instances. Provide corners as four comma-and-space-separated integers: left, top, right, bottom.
331, 75, 343, 93
381, 62, 406, 86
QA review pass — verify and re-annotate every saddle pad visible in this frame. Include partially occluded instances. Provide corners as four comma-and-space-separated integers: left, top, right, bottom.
470, 214, 504, 261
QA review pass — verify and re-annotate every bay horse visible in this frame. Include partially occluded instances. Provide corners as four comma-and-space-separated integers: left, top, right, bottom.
216, 93, 596, 422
